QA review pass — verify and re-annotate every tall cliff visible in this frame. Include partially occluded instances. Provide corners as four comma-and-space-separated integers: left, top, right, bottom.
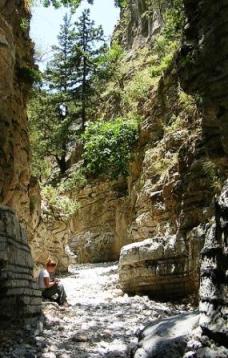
0, 0, 41, 322
69, 0, 204, 299
179, 0, 228, 348
0, 0, 38, 233
66, 2, 227, 343
0, 0, 226, 348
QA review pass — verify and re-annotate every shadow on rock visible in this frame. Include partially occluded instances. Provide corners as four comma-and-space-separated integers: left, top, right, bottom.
135, 311, 199, 358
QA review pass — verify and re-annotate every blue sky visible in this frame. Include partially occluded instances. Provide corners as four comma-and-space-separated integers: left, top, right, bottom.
30, 0, 120, 67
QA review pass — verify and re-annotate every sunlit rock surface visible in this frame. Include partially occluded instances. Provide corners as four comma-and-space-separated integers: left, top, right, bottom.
0, 262, 194, 357
69, 180, 132, 263
119, 235, 200, 298
0, 0, 34, 234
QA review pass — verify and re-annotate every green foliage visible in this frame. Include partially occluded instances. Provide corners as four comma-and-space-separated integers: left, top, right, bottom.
83, 117, 139, 178
59, 168, 87, 192
41, 0, 123, 9
150, 52, 174, 76
201, 161, 222, 193
28, 89, 78, 176
114, 0, 127, 8
30, 11, 106, 175
97, 42, 124, 81
178, 89, 198, 114
148, 0, 184, 77
70, 8, 106, 129
20, 18, 29, 32
42, 0, 93, 9
42, 185, 80, 218
18, 66, 42, 84
123, 67, 158, 108
45, 13, 75, 94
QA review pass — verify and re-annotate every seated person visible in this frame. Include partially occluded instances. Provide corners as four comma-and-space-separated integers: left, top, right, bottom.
38, 259, 68, 306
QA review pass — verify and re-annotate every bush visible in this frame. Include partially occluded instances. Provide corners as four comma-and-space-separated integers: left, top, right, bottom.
83, 117, 138, 178
18, 66, 42, 84
42, 185, 79, 218
59, 168, 87, 192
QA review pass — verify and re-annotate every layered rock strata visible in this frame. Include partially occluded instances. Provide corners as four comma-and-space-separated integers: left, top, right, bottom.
119, 235, 200, 298
69, 180, 132, 263
117, 0, 228, 299
32, 218, 73, 273
178, 0, 228, 348
0, 2, 42, 321
0, 206, 41, 323
0, 0, 34, 233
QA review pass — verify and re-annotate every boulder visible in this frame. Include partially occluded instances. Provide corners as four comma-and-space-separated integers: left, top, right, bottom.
134, 312, 199, 358
119, 235, 199, 299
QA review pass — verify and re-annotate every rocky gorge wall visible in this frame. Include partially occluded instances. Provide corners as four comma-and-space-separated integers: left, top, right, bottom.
69, 179, 132, 263
115, 0, 168, 48
0, 0, 35, 233
0, 0, 72, 271
0, 0, 226, 352
0, 1, 42, 322
68, 0, 228, 306
178, 0, 228, 348
69, 64, 206, 299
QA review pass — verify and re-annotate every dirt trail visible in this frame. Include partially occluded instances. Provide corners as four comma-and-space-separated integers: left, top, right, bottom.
0, 262, 192, 358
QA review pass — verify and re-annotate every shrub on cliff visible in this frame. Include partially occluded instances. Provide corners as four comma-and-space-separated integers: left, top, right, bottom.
82, 117, 139, 178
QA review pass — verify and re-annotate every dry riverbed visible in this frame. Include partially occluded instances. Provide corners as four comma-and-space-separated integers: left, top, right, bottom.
0, 262, 194, 358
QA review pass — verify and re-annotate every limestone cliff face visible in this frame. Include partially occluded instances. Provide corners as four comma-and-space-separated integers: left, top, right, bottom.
118, 68, 206, 298
69, 180, 132, 263
0, 0, 34, 233
178, 0, 228, 347
115, 0, 167, 48
0, 1, 41, 321
0, 1, 70, 270
68, 0, 227, 304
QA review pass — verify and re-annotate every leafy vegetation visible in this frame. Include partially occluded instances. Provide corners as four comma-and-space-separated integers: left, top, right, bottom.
83, 117, 139, 178
42, 185, 80, 218
29, 10, 106, 175
40, 0, 122, 9
29, 90, 77, 176
28, 0, 187, 222
59, 167, 87, 192
201, 161, 223, 193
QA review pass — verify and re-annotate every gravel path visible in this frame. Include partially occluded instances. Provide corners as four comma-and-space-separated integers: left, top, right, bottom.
0, 262, 192, 358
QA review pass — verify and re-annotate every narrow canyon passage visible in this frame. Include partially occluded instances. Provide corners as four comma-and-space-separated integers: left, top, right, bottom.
1, 263, 194, 358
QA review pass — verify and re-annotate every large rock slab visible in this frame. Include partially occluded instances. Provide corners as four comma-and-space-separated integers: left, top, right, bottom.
119, 235, 200, 299
0, 206, 41, 323
134, 312, 199, 358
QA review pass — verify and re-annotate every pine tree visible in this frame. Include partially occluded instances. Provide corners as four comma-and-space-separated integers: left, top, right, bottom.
46, 13, 75, 95
38, 14, 78, 175
42, 0, 93, 9
71, 9, 105, 130
29, 10, 106, 176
